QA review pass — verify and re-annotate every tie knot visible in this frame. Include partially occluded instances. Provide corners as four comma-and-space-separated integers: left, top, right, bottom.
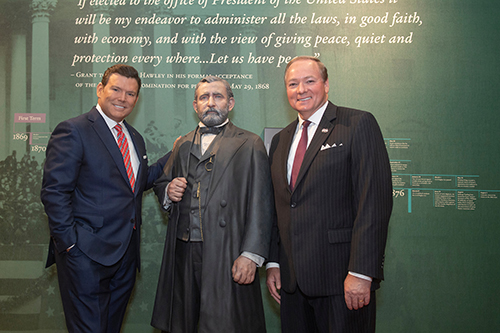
302, 120, 311, 129
114, 124, 123, 133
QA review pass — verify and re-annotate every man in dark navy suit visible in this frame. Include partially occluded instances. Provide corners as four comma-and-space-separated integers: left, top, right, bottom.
41, 64, 170, 333
267, 56, 393, 332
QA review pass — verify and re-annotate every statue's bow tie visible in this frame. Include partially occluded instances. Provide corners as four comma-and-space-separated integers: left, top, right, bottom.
199, 126, 223, 135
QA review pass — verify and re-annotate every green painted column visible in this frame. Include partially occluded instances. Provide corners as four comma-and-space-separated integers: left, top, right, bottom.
30, 0, 57, 160
10, 30, 28, 156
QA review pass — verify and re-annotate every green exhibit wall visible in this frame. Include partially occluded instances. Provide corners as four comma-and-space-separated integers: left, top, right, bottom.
1, 0, 499, 331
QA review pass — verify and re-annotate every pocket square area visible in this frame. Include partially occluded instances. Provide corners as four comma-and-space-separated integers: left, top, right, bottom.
321, 144, 332, 151
321, 142, 342, 151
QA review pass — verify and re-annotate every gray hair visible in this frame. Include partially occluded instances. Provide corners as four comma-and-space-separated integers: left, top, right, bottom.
194, 75, 234, 100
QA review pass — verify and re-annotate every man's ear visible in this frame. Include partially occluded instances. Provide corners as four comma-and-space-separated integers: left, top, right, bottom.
228, 97, 235, 112
96, 82, 103, 99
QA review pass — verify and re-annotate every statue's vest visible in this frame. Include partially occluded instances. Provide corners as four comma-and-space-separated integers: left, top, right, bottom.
176, 131, 222, 242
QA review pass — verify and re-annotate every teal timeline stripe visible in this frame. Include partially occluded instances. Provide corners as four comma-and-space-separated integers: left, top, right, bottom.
408, 189, 412, 213
393, 188, 500, 213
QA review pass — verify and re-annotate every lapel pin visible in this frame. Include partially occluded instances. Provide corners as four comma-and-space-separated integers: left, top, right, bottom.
322, 128, 328, 133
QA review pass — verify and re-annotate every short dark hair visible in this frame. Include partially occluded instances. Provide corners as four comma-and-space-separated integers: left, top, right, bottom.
284, 56, 328, 83
194, 75, 234, 100
101, 64, 141, 95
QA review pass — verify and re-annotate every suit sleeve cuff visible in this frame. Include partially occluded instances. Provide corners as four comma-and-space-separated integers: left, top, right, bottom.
163, 183, 172, 209
348, 271, 372, 282
265, 262, 280, 270
241, 252, 265, 267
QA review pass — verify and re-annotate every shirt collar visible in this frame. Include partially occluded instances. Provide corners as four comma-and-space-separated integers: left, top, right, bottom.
297, 100, 328, 127
96, 104, 124, 130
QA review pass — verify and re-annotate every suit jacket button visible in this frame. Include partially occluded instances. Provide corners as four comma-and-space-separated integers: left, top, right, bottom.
290, 202, 296, 208
220, 200, 227, 207
219, 220, 226, 227
130, 219, 135, 224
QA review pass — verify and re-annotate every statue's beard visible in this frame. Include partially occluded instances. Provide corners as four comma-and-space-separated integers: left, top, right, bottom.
199, 107, 229, 127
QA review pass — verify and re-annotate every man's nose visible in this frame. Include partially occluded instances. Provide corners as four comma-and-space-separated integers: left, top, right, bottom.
207, 95, 216, 106
297, 82, 306, 93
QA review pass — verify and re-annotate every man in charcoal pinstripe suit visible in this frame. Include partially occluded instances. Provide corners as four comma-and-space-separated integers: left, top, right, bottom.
266, 56, 393, 332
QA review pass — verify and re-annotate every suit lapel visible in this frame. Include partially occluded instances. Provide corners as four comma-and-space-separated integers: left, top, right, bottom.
279, 120, 298, 193
205, 122, 246, 204
293, 102, 337, 192
88, 108, 134, 193
189, 128, 203, 160
178, 131, 196, 179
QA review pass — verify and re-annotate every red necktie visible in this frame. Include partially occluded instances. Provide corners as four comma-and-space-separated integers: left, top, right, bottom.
114, 124, 135, 192
290, 120, 311, 191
